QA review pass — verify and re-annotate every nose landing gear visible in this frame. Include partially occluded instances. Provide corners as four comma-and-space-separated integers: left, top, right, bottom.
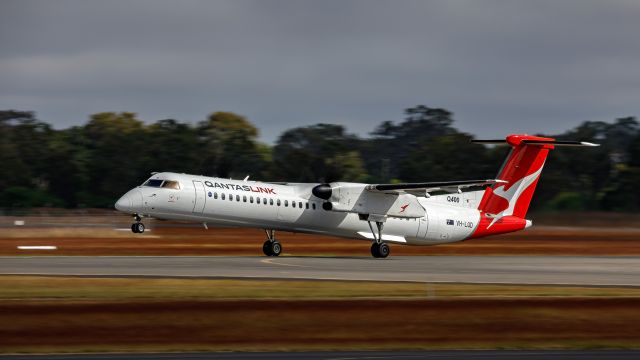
262, 229, 282, 256
131, 214, 145, 234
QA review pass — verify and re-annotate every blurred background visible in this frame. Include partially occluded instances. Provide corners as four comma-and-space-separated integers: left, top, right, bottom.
1, 108, 639, 213
1, 0, 640, 214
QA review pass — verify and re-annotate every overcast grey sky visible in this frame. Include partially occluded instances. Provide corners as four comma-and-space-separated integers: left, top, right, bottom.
1, 0, 639, 142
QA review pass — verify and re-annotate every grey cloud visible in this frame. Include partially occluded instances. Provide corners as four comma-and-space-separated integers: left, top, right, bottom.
1, 0, 639, 141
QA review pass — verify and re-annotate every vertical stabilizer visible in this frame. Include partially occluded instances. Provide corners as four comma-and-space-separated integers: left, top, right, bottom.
469, 134, 597, 238
471, 135, 555, 237
478, 134, 553, 221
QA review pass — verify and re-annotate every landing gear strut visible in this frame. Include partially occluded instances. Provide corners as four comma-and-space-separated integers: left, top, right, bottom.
131, 214, 145, 234
368, 219, 390, 258
262, 229, 282, 256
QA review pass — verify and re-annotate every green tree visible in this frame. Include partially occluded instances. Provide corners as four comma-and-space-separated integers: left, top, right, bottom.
82, 112, 147, 207
364, 105, 456, 181
600, 130, 640, 211
0, 111, 35, 189
272, 124, 364, 182
398, 133, 496, 182
534, 118, 637, 211
145, 119, 201, 174
0, 111, 65, 207
41, 126, 90, 207
198, 112, 266, 178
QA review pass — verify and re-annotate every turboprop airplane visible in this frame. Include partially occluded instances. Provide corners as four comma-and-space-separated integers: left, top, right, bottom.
115, 134, 598, 258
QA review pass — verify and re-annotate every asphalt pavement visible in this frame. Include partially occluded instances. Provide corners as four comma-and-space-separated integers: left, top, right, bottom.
1, 255, 640, 286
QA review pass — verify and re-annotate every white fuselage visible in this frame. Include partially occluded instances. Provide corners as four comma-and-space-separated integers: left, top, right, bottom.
116, 172, 483, 246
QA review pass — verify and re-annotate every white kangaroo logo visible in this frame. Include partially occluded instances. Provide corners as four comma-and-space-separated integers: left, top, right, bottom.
487, 162, 545, 228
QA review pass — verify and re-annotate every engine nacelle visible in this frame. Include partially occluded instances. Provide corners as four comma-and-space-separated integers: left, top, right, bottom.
313, 182, 425, 218
311, 183, 332, 200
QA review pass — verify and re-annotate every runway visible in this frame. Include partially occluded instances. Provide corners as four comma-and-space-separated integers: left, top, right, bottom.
1, 255, 640, 286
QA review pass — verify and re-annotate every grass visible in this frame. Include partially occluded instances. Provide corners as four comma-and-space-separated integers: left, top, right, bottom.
2, 276, 640, 300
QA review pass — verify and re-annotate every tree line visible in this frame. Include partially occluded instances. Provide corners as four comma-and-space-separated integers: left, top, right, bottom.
1, 106, 639, 212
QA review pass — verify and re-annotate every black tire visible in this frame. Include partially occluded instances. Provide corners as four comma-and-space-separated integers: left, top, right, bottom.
271, 241, 282, 257
135, 222, 145, 234
370, 243, 380, 258
262, 240, 273, 256
378, 243, 390, 258
131, 223, 138, 233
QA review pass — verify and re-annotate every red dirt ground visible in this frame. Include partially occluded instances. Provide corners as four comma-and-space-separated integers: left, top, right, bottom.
3, 225, 640, 256
2, 298, 640, 352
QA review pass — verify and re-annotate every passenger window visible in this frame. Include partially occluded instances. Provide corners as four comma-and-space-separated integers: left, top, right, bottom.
264, 197, 267, 205
236, 195, 240, 201
305, 203, 309, 209
214, 192, 218, 199
299, 201, 303, 208
284, 200, 288, 207
143, 179, 164, 187
221, 193, 225, 200
291, 201, 295, 208
243, 195, 247, 202
277, 199, 281, 206
229, 194, 233, 201
312, 203, 316, 210
252, 197, 255, 204
162, 180, 180, 190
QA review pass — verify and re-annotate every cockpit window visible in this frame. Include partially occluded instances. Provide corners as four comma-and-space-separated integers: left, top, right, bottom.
162, 180, 180, 190
143, 179, 164, 187
142, 179, 181, 189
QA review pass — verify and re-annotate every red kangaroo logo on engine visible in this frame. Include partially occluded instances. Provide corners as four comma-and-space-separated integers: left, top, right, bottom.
400, 204, 409, 213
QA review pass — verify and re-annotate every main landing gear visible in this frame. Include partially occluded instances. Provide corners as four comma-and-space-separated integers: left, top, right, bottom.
371, 242, 390, 258
131, 214, 145, 234
368, 219, 390, 258
262, 229, 282, 257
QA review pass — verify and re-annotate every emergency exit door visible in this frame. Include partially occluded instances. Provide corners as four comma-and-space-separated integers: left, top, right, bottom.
192, 180, 206, 213
416, 212, 429, 239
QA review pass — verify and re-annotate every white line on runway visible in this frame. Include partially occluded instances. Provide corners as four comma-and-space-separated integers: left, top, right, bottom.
17, 246, 57, 250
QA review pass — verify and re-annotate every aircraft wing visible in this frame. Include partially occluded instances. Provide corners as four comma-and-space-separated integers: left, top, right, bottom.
364, 179, 506, 195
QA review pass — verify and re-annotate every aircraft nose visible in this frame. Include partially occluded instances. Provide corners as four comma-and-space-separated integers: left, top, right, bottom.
115, 194, 132, 212
116, 189, 144, 213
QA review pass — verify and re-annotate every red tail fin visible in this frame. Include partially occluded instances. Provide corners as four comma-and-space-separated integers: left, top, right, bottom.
479, 134, 554, 218
471, 134, 555, 237
469, 134, 598, 238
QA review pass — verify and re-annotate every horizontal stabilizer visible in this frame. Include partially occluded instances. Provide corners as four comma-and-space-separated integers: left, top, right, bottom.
521, 140, 599, 147
471, 139, 507, 144
471, 139, 599, 147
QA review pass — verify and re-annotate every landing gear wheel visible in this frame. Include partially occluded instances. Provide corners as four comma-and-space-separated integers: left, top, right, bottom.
132, 222, 145, 234
262, 229, 282, 257
271, 241, 282, 257
262, 240, 273, 256
262, 240, 282, 257
370, 242, 380, 258
370, 242, 389, 258
378, 243, 390, 258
